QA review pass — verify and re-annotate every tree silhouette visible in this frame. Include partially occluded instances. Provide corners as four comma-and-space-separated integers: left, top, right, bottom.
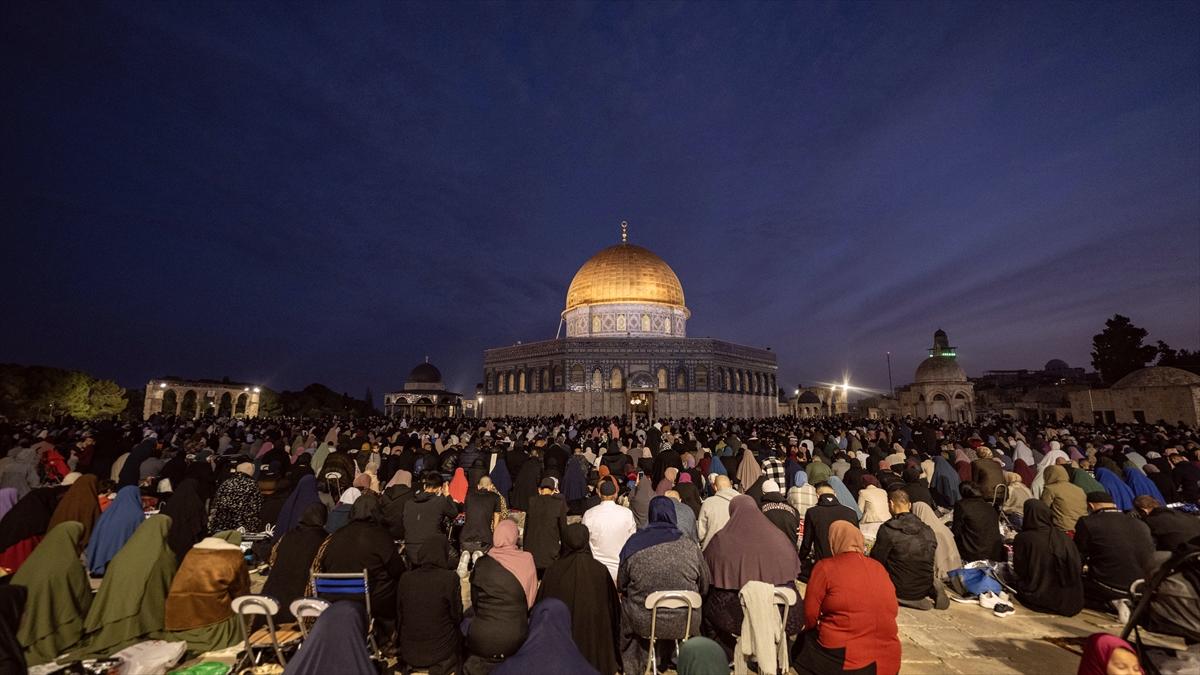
1091, 315, 1157, 384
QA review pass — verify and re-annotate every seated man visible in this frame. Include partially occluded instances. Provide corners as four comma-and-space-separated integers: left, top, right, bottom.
798, 483, 858, 577
869, 488, 947, 610
1133, 495, 1200, 552
1075, 491, 1155, 618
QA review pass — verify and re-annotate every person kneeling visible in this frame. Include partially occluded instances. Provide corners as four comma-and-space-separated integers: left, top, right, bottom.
869, 488, 948, 610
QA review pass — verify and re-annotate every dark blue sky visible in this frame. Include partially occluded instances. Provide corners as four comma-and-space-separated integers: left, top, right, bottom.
3, 1, 1198, 400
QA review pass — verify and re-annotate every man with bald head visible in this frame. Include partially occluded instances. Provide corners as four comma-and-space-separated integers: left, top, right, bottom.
698, 474, 739, 549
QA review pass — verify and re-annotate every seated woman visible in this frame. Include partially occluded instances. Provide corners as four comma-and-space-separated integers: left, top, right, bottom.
538, 524, 620, 675
1000, 472, 1034, 530
466, 519, 535, 672
951, 482, 1005, 562
1076, 632, 1143, 675
796, 521, 900, 675
85, 486, 145, 577
71, 515, 177, 658
1013, 499, 1084, 617
397, 536, 462, 675
493, 599, 599, 675
324, 487, 361, 534
318, 493, 404, 626
910, 502, 962, 582
618, 496, 708, 675
703, 495, 800, 650
208, 463, 263, 534
164, 531, 251, 656
11, 522, 93, 665
261, 504, 328, 623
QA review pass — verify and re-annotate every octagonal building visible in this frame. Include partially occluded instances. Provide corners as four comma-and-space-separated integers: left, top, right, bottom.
482, 223, 777, 419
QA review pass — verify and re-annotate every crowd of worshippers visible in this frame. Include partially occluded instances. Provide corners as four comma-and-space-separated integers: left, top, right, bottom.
0, 413, 1198, 675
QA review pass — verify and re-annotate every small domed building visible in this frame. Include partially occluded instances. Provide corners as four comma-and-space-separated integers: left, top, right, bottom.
384, 359, 463, 418
482, 222, 777, 419
1068, 366, 1200, 426
898, 329, 976, 422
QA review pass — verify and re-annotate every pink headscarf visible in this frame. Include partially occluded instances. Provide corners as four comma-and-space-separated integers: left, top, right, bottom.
255, 441, 274, 459
487, 520, 538, 608
1077, 633, 1142, 675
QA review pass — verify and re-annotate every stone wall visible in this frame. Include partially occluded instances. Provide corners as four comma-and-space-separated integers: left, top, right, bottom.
1068, 385, 1200, 426
482, 390, 778, 419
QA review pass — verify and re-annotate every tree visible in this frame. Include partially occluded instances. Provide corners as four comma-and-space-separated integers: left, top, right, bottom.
88, 379, 128, 418
1091, 315, 1157, 384
1156, 341, 1200, 375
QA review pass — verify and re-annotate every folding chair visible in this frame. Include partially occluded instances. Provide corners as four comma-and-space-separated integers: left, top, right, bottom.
643, 590, 703, 675
311, 570, 378, 657
323, 471, 345, 500
231, 594, 302, 670
289, 598, 331, 640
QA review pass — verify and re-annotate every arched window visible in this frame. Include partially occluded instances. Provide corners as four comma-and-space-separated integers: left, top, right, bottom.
695, 366, 708, 391
592, 316, 601, 333
676, 369, 686, 390
507, 372, 515, 393
540, 368, 548, 392
518, 371, 526, 392
570, 365, 584, 388
657, 367, 668, 390
592, 369, 603, 391
611, 367, 623, 390
642, 313, 651, 331
616, 314, 626, 331
664, 317, 671, 334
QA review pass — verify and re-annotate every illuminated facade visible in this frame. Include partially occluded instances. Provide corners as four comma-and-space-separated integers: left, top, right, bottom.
482, 223, 778, 419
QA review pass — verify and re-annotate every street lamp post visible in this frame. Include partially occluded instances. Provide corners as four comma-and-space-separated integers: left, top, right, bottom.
477, 396, 483, 419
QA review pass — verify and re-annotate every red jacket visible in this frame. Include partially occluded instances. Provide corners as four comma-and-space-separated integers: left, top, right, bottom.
804, 551, 901, 674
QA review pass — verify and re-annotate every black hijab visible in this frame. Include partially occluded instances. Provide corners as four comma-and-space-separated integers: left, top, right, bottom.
1012, 498, 1084, 617
260, 504, 329, 622
0, 486, 64, 552
537, 523, 620, 675
160, 478, 207, 562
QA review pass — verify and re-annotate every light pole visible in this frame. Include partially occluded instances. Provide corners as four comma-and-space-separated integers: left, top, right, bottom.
477, 395, 483, 419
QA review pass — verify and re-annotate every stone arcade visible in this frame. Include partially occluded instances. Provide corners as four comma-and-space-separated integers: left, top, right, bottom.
482, 223, 777, 419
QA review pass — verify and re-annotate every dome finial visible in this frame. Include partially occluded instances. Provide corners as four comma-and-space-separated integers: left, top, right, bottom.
620, 220, 628, 244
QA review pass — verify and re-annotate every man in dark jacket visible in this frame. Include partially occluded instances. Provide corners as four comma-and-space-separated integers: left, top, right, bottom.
397, 536, 462, 675
1075, 492, 1155, 610
798, 484, 858, 574
524, 477, 568, 576
870, 489, 947, 609
902, 466, 936, 509
403, 471, 460, 563
1134, 495, 1200, 552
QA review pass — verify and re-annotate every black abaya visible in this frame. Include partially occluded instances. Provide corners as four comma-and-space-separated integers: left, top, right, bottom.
537, 524, 620, 675
1013, 500, 1084, 617
262, 504, 329, 622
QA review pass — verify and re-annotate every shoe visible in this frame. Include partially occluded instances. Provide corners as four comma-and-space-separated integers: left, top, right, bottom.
978, 591, 1009, 610
992, 603, 1015, 617
1113, 599, 1132, 625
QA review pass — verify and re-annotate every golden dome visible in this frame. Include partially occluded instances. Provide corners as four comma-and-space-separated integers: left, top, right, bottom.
565, 242, 686, 312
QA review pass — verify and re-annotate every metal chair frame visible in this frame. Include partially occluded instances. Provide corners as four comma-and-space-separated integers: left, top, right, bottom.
231, 594, 288, 671
643, 590, 703, 675
288, 598, 331, 640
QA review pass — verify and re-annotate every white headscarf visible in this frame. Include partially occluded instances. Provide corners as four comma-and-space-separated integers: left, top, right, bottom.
338, 487, 362, 505
1030, 449, 1070, 497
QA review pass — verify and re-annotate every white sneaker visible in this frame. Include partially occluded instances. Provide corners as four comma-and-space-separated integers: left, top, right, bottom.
1113, 599, 1132, 625
978, 591, 1009, 610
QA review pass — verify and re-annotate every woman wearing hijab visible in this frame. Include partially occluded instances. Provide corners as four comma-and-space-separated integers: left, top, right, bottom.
164, 531, 251, 655
396, 536, 462, 675
1031, 448, 1071, 498
161, 479, 209, 563
208, 463, 262, 534
1123, 466, 1166, 504
1012, 499, 1084, 617
538, 523, 620, 675
797, 521, 900, 675
735, 448, 761, 494
629, 476, 654, 529
273, 474, 320, 540
47, 474, 101, 547
281, 601, 376, 675
0, 486, 64, 573
703, 495, 801, 643
675, 473, 703, 518
85, 485, 144, 577
466, 520, 534, 670
72, 515, 177, 658
618, 496, 707, 675
319, 493, 404, 623
1041, 465, 1089, 533
493, 598, 601, 675
324, 486, 361, 534
909, 502, 961, 582
448, 467, 469, 504
677, 636, 730, 675
490, 457, 513, 502
11, 522, 93, 665
510, 453, 542, 511
260, 505, 328, 623
930, 455, 962, 508
1095, 468, 1136, 511
951, 482, 1005, 562
1076, 632, 1144, 675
